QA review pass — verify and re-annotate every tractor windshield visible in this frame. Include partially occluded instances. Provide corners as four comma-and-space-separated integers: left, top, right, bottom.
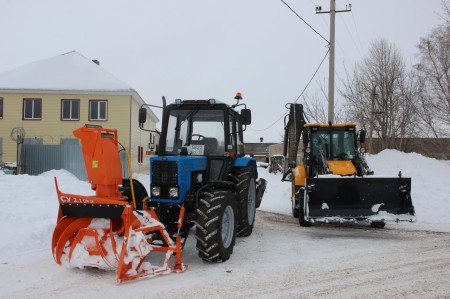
165, 109, 225, 156
311, 128, 355, 161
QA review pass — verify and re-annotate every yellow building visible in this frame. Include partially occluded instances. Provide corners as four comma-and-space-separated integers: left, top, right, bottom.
0, 51, 158, 174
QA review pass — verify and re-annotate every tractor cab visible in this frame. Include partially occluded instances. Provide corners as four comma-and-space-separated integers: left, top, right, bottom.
159, 99, 249, 159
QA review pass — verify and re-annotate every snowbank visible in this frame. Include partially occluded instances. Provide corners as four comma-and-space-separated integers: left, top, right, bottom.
0, 150, 449, 264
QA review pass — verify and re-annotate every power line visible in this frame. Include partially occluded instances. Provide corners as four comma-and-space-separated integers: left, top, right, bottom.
294, 48, 330, 103
249, 49, 329, 132
280, 0, 329, 45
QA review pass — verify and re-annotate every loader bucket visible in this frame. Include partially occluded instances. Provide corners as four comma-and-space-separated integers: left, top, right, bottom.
305, 176, 415, 222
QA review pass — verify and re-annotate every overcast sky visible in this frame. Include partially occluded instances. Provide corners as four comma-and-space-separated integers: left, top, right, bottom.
0, 0, 445, 142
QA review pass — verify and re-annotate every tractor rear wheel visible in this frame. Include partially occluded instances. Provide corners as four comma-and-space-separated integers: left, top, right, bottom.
195, 190, 237, 262
229, 167, 256, 237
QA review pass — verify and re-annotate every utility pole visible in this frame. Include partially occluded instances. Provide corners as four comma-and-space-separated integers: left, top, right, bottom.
316, 1, 351, 124
369, 86, 377, 152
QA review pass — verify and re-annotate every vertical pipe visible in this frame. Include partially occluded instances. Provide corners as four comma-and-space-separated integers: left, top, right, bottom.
328, 0, 336, 124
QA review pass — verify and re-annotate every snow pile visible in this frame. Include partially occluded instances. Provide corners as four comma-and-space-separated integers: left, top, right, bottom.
0, 150, 449, 265
366, 149, 450, 225
258, 149, 450, 227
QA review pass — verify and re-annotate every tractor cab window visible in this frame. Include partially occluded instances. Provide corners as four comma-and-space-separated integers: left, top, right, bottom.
165, 109, 225, 156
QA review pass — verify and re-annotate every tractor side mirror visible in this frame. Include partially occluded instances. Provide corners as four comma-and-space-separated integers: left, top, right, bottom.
139, 108, 147, 124
241, 109, 252, 125
359, 130, 366, 143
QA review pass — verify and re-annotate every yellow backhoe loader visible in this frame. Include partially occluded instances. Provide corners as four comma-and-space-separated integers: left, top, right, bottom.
282, 103, 415, 228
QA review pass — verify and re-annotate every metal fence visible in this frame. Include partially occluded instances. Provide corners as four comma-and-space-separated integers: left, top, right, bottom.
22, 143, 130, 181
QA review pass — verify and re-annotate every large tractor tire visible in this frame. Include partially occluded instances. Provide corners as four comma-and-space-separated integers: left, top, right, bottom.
195, 190, 237, 262
229, 167, 257, 237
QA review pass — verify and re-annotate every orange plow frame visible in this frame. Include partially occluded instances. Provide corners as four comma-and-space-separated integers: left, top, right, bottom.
51, 125, 187, 283
52, 178, 187, 283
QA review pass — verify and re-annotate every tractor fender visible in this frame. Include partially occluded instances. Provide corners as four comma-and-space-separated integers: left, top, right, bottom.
233, 157, 257, 176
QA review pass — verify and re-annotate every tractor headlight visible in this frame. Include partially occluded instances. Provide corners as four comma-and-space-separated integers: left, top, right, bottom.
169, 187, 179, 198
151, 186, 161, 197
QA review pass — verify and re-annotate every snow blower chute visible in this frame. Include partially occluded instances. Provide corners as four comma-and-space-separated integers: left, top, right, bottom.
52, 125, 187, 283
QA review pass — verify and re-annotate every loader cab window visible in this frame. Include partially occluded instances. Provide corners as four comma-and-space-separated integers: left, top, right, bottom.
331, 130, 355, 160
311, 132, 330, 159
310, 129, 355, 161
165, 109, 225, 156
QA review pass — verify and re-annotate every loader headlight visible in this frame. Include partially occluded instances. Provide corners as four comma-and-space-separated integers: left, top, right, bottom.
151, 186, 161, 197
169, 187, 179, 198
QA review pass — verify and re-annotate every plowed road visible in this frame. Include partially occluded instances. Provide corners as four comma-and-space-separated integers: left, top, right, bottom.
1, 210, 449, 298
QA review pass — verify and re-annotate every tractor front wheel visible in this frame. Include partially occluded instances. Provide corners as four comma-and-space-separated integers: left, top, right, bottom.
229, 167, 256, 237
195, 190, 237, 262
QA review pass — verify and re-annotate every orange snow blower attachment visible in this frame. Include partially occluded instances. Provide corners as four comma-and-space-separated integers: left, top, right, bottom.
52, 125, 187, 283
73, 125, 124, 199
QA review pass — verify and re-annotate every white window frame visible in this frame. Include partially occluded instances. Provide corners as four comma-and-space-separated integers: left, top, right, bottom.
89, 100, 108, 121
61, 99, 80, 121
23, 98, 42, 120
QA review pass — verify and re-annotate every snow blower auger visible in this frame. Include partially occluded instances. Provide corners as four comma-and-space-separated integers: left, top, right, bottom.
52, 125, 187, 283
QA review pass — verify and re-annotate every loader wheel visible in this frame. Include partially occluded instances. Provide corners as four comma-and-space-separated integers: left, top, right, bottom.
370, 221, 386, 229
292, 187, 300, 218
298, 192, 311, 227
229, 167, 256, 237
195, 190, 237, 262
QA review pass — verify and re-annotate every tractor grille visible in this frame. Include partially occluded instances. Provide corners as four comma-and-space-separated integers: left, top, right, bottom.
152, 161, 178, 184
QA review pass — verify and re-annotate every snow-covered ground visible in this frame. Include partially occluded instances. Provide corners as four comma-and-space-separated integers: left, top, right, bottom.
0, 150, 449, 298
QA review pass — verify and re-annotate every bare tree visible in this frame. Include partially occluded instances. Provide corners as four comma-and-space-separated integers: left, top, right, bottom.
301, 77, 348, 124
414, 1, 450, 137
341, 39, 416, 151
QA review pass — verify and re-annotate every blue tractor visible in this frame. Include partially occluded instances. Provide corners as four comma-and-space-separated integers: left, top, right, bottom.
136, 94, 267, 262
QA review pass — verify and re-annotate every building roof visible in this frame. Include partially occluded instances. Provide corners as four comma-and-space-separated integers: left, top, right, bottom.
0, 51, 134, 92
0, 51, 158, 122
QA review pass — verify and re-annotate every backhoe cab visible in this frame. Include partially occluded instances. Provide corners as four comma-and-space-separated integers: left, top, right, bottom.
283, 103, 415, 228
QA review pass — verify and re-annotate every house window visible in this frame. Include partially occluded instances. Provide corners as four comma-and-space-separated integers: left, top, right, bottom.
61, 99, 80, 120
89, 100, 108, 121
0, 97, 3, 119
23, 98, 42, 120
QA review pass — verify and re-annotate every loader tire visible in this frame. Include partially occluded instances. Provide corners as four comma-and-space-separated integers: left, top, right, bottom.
195, 190, 237, 262
370, 221, 386, 229
292, 187, 300, 218
298, 192, 311, 227
229, 167, 256, 237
